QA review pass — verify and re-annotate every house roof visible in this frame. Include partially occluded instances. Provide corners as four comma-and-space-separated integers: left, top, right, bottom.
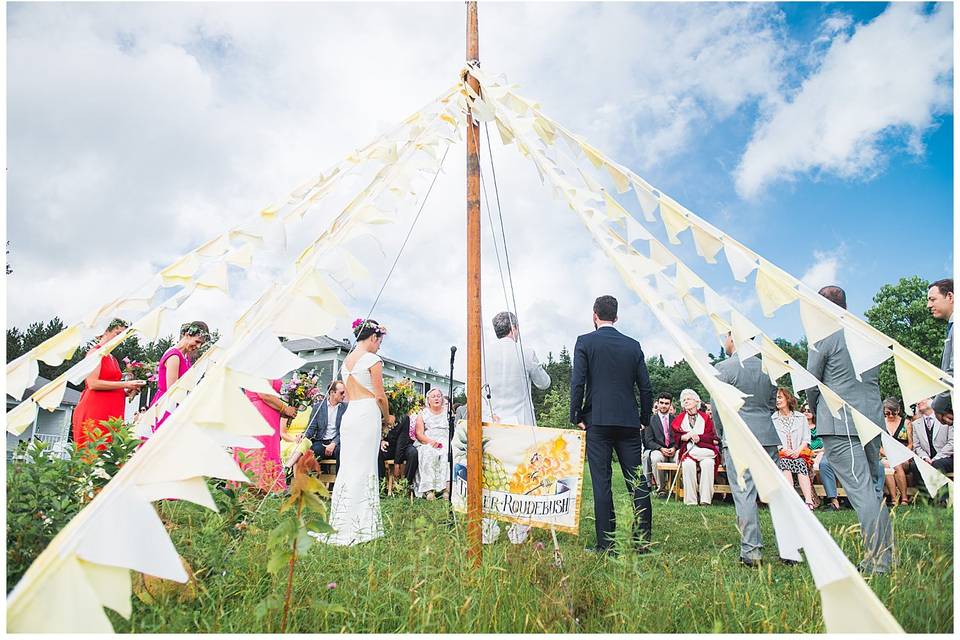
281, 336, 352, 352
7, 377, 82, 407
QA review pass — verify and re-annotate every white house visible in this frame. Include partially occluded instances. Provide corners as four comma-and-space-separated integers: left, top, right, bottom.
6, 377, 81, 460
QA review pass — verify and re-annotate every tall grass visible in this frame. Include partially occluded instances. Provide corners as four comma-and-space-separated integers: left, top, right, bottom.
112, 464, 952, 633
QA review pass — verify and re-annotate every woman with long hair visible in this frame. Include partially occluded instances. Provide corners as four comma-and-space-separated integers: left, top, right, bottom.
72, 318, 144, 453
313, 318, 389, 546
881, 397, 912, 506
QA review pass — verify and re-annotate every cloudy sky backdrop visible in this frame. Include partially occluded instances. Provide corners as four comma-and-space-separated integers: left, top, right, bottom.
6, 2, 954, 380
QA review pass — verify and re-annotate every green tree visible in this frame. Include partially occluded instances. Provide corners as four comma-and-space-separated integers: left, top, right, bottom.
774, 337, 809, 367
865, 276, 946, 401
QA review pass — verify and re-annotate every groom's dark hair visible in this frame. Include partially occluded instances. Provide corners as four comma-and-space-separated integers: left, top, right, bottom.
593, 295, 618, 321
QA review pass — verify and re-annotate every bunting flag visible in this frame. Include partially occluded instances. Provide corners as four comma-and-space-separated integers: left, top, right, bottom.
892, 344, 952, 407
798, 296, 843, 346
6, 355, 40, 401
721, 237, 759, 282
690, 224, 723, 264
754, 260, 800, 318
659, 198, 691, 245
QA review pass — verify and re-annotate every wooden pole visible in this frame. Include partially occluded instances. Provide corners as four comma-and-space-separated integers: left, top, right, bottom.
465, 0, 483, 567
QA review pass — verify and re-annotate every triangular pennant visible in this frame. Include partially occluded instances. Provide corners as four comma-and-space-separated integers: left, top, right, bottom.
912, 456, 950, 503
33, 375, 69, 411
7, 554, 115, 632
631, 181, 659, 222
6, 398, 38, 436
79, 559, 133, 618
649, 240, 677, 268
880, 431, 913, 468
195, 262, 230, 293
729, 310, 761, 345
690, 224, 723, 264
816, 383, 845, 418
708, 313, 731, 339
681, 294, 708, 321
159, 253, 201, 286
798, 296, 843, 346
819, 576, 905, 633
759, 338, 792, 385
703, 288, 732, 316
82, 298, 124, 331
788, 364, 821, 394
271, 290, 339, 340
849, 407, 883, 445
195, 234, 231, 258
75, 486, 187, 582
892, 345, 951, 407
7, 355, 39, 400
532, 115, 556, 145
722, 238, 759, 282
135, 424, 249, 485
495, 118, 514, 146
621, 253, 662, 279
224, 243, 254, 270
131, 307, 165, 342
580, 141, 605, 168
228, 228, 265, 248
178, 369, 273, 437
33, 325, 84, 367
604, 162, 631, 193
842, 325, 893, 379
755, 260, 800, 318
227, 329, 307, 380
659, 199, 691, 245
135, 477, 219, 511
674, 262, 706, 294
625, 215, 653, 245
602, 192, 629, 222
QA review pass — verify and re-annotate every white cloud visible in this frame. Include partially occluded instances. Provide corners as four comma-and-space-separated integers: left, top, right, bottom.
800, 245, 847, 290
735, 3, 953, 198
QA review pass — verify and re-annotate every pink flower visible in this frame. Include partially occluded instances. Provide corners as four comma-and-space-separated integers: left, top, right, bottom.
534, 541, 545, 551
327, 582, 337, 590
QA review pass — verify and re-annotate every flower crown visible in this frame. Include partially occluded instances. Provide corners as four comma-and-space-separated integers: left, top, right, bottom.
181, 322, 211, 341
352, 317, 387, 338
106, 318, 130, 332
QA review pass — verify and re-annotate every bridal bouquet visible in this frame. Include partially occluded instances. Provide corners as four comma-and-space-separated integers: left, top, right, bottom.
122, 357, 158, 383
385, 379, 424, 421
282, 369, 322, 412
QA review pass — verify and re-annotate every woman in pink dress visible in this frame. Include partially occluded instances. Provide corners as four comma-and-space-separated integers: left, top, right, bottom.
236, 379, 297, 493
148, 321, 209, 432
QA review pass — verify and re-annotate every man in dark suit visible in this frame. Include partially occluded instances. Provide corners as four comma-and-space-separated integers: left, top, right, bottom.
304, 380, 348, 470
570, 295, 654, 554
642, 392, 676, 497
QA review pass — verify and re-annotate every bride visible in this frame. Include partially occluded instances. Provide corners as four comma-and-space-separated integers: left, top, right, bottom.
312, 318, 389, 546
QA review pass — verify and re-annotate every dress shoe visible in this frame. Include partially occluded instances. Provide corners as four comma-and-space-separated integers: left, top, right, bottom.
740, 557, 762, 568
585, 546, 617, 557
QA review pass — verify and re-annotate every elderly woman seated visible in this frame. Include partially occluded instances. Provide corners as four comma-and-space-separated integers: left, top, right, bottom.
671, 388, 720, 505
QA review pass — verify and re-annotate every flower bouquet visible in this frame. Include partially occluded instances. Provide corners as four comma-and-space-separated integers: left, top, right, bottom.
281, 369, 322, 412
122, 357, 158, 383
384, 379, 424, 435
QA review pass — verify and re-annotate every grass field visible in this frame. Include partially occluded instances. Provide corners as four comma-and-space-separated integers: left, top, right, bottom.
111, 463, 953, 633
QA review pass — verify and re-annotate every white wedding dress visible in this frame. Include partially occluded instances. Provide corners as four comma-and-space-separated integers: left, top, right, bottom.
311, 351, 384, 546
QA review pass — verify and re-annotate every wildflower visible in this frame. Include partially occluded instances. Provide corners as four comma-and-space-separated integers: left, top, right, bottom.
534, 541, 545, 551
327, 582, 337, 590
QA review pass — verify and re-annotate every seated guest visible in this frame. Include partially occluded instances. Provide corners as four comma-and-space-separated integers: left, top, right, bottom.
304, 381, 347, 470
911, 398, 954, 479
804, 403, 840, 511
378, 414, 407, 482
395, 411, 420, 491
773, 388, 816, 509
414, 389, 451, 500
881, 397, 912, 506
643, 392, 677, 497
672, 388, 719, 506
280, 405, 314, 467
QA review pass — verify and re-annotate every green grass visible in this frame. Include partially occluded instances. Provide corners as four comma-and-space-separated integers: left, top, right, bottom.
112, 463, 952, 633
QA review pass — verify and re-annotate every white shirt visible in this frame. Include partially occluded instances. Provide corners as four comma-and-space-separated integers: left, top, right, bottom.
482, 335, 551, 426
323, 400, 340, 441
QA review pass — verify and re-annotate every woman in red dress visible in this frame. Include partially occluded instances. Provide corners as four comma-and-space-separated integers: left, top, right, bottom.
72, 318, 145, 453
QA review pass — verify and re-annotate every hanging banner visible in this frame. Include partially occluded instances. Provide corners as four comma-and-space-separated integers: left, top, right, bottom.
451, 422, 585, 535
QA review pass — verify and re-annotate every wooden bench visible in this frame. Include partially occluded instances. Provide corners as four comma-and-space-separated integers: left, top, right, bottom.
655, 462, 730, 501
317, 458, 338, 491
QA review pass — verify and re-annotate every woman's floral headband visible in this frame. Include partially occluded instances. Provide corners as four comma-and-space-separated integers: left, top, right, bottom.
352, 317, 387, 336
181, 322, 211, 341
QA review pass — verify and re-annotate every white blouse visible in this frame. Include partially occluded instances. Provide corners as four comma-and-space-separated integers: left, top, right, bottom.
772, 411, 810, 451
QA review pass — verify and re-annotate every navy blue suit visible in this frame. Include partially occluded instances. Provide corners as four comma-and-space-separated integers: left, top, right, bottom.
570, 325, 653, 550
304, 400, 347, 468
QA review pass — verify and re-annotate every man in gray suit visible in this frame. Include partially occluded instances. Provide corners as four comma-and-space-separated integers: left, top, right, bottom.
911, 398, 954, 475
304, 380, 348, 469
710, 332, 784, 567
805, 286, 893, 575
927, 278, 953, 414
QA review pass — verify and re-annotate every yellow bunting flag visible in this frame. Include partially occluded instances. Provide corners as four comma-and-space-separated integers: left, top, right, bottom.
798, 296, 843, 346
33, 325, 84, 367
659, 199, 691, 245
196, 234, 231, 258
755, 260, 800, 317
33, 375, 69, 411
7, 355, 40, 401
6, 398, 38, 436
79, 559, 133, 619
604, 162, 631, 193
674, 262, 706, 294
159, 253, 201, 286
892, 344, 951, 407
690, 224, 723, 264
195, 262, 230, 293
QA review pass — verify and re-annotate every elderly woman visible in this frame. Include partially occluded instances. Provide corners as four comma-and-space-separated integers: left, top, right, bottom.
671, 388, 719, 505
881, 397, 912, 506
414, 388, 451, 500
774, 388, 816, 509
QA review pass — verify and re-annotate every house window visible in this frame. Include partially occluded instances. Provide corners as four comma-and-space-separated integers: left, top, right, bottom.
414, 381, 424, 395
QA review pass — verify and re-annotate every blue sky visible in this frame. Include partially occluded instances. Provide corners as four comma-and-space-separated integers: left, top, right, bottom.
6, 2, 954, 377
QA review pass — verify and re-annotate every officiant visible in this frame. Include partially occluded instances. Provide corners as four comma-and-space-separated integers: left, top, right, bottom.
481, 311, 552, 544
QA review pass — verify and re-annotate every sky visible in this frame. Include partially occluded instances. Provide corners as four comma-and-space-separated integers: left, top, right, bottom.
5, 1, 954, 382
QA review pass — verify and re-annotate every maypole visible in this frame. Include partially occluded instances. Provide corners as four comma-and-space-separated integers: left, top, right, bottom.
464, 0, 483, 566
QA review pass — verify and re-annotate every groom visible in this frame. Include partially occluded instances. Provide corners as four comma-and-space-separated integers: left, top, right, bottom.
570, 295, 653, 554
